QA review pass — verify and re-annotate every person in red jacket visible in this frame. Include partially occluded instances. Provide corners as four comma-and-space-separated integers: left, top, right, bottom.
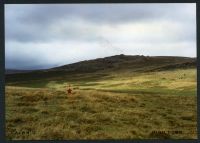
67, 84, 72, 95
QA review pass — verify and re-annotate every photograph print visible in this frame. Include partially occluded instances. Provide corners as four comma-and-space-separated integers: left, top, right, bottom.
5, 3, 197, 140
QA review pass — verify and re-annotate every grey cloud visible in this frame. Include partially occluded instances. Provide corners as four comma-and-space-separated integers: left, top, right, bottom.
5, 4, 196, 43
6, 57, 55, 70
5, 4, 196, 70
9, 4, 195, 24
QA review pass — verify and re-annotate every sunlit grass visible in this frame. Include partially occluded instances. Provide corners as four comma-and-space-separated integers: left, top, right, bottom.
5, 68, 197, 139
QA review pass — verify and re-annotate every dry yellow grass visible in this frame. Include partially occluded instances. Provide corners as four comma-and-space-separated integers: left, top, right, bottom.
6, 86, 197, 140
5, 68, 197, 140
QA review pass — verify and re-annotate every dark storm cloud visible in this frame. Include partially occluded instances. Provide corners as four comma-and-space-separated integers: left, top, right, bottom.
5, 4, 196, 70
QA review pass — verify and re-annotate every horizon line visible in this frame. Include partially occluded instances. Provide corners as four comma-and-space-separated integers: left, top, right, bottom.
6, 54, 197, 71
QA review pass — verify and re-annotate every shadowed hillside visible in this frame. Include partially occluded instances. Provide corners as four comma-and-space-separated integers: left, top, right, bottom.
51, 54, 196, 72
6, 55, 196, 83
6, 69, 35, 74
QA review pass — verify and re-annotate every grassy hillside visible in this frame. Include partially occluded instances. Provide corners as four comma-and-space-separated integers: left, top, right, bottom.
6, 55, 196, 82
5, 55, 197, 140
6, 69, 36, 75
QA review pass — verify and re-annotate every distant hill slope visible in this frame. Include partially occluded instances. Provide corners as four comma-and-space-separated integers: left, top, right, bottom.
6, 55, 196, 83
50, 54, 196, 73
6, 69, 35, 74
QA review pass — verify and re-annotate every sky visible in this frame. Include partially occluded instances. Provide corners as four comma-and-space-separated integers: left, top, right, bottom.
5, 4, 196, 70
